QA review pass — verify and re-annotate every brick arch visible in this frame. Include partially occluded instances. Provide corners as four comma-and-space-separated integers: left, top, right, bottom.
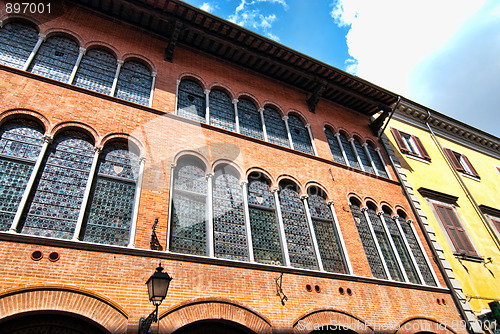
158, 297, 272, 334
292, 308, 374, 333
208, 83, 236, 100
395, 317, 458, 334
83, 41, 121, 60
0, 109, 51, 134
177, 73, 207, 90
0, 15, 41, 30
100, 132, 145, 157
0, 285, 128, 333
236, 92, 261, 110
323, 123, 338, 134
51, 121, 100, 146
277, 174, 305, 195
304, 182, 331, 201
121, 53, 156, 74
212, 159, 244, 180
246, 167, 276, 188
44, 28, 85, 47
287, 109, 309, 125
262, 101, 285, 117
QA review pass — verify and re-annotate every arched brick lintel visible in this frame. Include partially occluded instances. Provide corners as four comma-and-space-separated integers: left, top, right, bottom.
395, 317, 458, 334
159, 297, 272, 334
0, 285, 128, 333
293, 308, 374, 334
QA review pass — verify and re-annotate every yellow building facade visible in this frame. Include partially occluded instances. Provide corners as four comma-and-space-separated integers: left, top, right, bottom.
380, 98, 500, 333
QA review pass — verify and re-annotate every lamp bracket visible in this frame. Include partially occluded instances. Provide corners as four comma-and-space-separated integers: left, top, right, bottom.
138, 305, 158, 334
275, 273, 288, 306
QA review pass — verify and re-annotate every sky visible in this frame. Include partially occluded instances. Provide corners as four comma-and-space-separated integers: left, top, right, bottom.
181, 0, 500, 138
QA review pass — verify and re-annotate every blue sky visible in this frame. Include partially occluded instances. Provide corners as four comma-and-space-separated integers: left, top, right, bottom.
182, 0, 500, 138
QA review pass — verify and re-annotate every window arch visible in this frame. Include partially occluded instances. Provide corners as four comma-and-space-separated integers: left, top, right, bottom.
114, 60, 153, 106
279, 179, 318, 270
213, 164, 248, 261
288, 114, 313, 154
73, 48, 117, 95
237, 98, 263, 140
169, 156, 208, 256
366, 143, 388, 178
247, 171, 283, 265
338, 132, 359, 169
27, 35, 80, 83
307, 186, 347, 274
263, 106, 289, 148
349, 198, 387, 279
21, 130, 95, 239
177, 79, 206, 122
0, 22, 39, 69
82, 142, 140, 246
209, 89, 235, 131
353, 137, 374, 174
0, 119, 45, 232
324, 127, 345, 165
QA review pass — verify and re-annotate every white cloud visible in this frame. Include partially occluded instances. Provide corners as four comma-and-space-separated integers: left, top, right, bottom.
199, 2, 215, 13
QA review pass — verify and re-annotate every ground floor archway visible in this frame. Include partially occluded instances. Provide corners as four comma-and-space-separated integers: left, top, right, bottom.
172, 319, 256, 334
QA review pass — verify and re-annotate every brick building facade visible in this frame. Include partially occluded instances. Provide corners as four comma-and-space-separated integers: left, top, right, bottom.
0, 1, 469, 333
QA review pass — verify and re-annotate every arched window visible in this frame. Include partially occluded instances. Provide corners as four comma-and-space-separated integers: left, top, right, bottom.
279, 180, 318, 270
0, 119, 44, 232
209, 89, 235, 131
169, 156, 208, 256
213, 164, 248, 261
114, 60, 153, 106
177, 79, 206, 122
353, 137, 374, 174
338, 132, 359, 169
237, 98, 263, 140
324, 127, 345, 164
82, 142, 140, 246
73, 48, 117, 95
0, 22, 39, 69
263, 106, 289, 148
307, 186, 347, 274
288, 114, 313, 154
21, 131, 95, 239
247, 171, 283, 265
381, 207, 420, 284
366, 203, 404, 281
28, 35, 80, 83
367, 143, 388, 178
349, 198, 387, 279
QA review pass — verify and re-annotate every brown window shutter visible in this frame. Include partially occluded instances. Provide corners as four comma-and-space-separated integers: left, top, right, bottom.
461, 154, 480, 178
492, 218, 500, 234
390, 128, 409, 154
444, 148, 464, 172
412, 135, 431, 160
434, 204, 477, 256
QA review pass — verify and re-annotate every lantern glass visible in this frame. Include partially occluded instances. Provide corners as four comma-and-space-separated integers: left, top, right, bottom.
146, 265, 172, 306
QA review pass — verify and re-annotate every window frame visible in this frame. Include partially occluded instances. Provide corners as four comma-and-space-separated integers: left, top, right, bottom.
443, 148, 480, 179
390, 127, 431, 161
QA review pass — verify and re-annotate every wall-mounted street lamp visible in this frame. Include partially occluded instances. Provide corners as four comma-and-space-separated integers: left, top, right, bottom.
138, 263, 172, 334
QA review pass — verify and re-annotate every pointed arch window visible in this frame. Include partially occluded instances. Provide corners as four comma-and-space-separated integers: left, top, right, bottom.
353, 138, 374, 174
27, 35, 80, 83
339, 132, 359, 169
367, 143, 388, 178
263, 107, 289, 148
82, 142, 140, 246
237, 98, 263, 140
21, 131, 94, 239
0, 119, 44, 232
114, 60, 153, 106
209, 89, 235, 131
247, 172, 283, 265
0, 22, 39, 69
73, 48, 117, 95
324, 128, 345, 165
177, 79, 206, 122
279, 180, 318, 270
307, 187, 347, 274
288, 115, 313, 154
169, 157, 208, 256
213, 164, 248, 261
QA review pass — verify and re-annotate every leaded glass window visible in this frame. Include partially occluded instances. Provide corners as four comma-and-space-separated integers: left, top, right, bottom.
82, 142, 140, 246
288, 115, 313, 154
324, 128, 345, 164
0, 22, 38, 69
263, 107, 289, 148
382, 210, 420, 284
353, 138, 374, 174
170, 157, 207, 256
400, 219, 437, 286
279, 181, 318, 270
21, 131, 94, 239
350, 200, 387, 279
177, 80, 206, 122
0, 119, 44, 231
339, 133, 359, 169
73, 48, 116, 95
209, 89, 235, 131
307, 187, 347, 274
213, 165, 248, 261
366, 206, 404, 281
247, 172, 283, 265
237, 99, 263, 140
28, 36, 80, 83
367, 144, 388, 178
114, 61, 153, 106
